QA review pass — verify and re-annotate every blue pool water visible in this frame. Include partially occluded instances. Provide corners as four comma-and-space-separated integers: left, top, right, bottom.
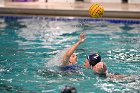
0, 16, 140, 93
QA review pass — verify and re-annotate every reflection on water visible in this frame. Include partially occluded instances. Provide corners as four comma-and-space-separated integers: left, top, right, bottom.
107, 48, 139, 62
0, 16, 140, 93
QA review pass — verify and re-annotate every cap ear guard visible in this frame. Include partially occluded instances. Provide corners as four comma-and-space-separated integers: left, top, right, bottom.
87, 53, 101, 66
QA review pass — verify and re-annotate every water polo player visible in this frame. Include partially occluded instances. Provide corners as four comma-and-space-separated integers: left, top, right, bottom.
83, 53, 107, 75
60, 33, 85, 71
60, 33, 103, 72
61, 86, 77, 93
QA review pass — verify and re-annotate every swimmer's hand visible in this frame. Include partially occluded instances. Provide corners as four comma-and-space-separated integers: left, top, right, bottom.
79, 33, 86, 43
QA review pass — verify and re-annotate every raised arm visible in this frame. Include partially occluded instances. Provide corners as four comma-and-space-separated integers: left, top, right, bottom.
62, 33, 86, 66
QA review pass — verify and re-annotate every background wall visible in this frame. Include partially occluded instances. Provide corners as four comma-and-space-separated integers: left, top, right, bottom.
0, 0, 4, 6
129, 0, 140, 4
47, 0, 75, 3
5, 0, 140, 4
90, 0, 122, 3
47, 0, 122, 3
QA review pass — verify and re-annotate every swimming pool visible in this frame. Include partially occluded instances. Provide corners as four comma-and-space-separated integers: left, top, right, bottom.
0, 16, 140, 93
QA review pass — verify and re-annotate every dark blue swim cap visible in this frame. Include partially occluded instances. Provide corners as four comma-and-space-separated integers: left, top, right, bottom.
87, 53, 101, 66
61, 86, 77, 93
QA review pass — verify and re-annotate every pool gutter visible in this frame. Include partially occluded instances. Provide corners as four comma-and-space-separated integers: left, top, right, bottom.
0, 7, 139, 19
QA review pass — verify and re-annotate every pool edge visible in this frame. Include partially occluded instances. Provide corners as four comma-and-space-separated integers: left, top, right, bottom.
0, 7, 140, 19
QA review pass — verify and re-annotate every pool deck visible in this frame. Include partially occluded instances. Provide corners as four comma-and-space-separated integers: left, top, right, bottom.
0, 1, 140, 19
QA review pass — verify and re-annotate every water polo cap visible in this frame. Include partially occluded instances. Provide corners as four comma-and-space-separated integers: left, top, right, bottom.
61, 86, 77, 93
87, 53, 101, 66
